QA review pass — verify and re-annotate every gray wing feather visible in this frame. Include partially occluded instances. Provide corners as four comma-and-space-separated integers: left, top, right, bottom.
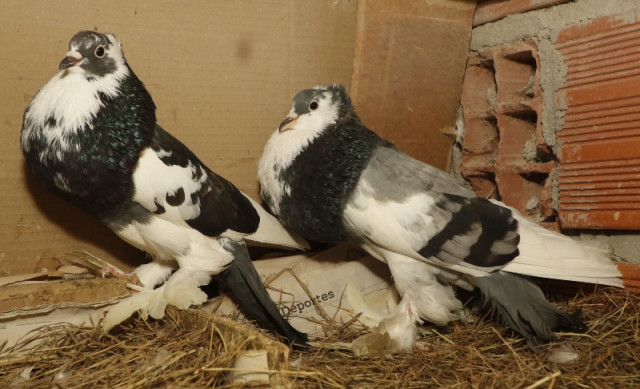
350, 145, 518, 270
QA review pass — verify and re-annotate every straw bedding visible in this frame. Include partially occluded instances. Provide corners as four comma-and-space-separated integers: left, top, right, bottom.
1, 286, 637, 388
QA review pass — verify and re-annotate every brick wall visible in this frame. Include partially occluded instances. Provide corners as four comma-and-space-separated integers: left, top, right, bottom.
555, 14, 640, 229
461, 3, 640, 231
460, 41, 559, 230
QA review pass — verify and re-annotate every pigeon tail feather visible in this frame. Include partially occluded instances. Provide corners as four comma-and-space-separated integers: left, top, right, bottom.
218, 238, 308, 348
495, 201, 623, 288
102, 270, 208, 332
474, 271, 587, 348
242, 195, 310, 250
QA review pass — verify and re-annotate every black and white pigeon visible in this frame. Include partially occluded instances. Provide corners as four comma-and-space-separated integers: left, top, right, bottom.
258, 84, 623, 351
20, 30, 308, 347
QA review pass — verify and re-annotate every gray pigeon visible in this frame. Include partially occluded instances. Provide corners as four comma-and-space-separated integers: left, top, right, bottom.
258, 84, 622, 351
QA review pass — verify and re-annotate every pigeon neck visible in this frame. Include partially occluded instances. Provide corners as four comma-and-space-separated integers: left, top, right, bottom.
21, 69, 157, 219
276, 118, 382, 243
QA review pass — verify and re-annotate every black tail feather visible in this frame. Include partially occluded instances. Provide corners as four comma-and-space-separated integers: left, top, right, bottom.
475, 271, 586, 349
218, 238, 308, 349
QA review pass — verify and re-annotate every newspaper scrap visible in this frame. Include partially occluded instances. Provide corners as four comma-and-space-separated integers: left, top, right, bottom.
207, 244, 396, 339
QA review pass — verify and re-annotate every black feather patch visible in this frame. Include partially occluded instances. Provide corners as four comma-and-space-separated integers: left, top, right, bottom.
22, 72, 156, 222
190, 191, 199, 205
419, 195, 519, 268
45, 115, 58, 128
475, 272, 587, 348
277, 117, 381, 243
153, 200, 166, 215
166, 187, 185, 206
217, 238, 308, 348
150, 125, 260, 237
191, 164, 203, 181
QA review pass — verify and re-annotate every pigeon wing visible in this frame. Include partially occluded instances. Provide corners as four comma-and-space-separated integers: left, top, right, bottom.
343, 144, 519, 272
132, 124, 259, 238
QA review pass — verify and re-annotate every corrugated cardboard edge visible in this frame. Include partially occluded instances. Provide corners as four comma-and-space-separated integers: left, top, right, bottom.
0, 278, 131, 348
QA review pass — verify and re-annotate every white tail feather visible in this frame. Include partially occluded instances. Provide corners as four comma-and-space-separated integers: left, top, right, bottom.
494, 201, 623, 287
243, 194, 310, 250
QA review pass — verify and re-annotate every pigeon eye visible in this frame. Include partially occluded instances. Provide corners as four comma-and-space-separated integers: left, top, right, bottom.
95, 46, 106, 58
309, 101, 319, 110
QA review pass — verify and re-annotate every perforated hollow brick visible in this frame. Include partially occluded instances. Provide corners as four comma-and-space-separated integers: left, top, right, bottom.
460, 40, 558, 229
555, 11, 640, 230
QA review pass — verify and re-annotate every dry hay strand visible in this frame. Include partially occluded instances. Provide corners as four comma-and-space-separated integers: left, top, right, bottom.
288, 288, 640, 388
0, 307, 302, 388
0, 288, 638, 388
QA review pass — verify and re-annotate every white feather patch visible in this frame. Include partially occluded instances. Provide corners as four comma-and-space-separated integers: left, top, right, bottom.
242, 194, 309, 250
257, 94, 339, 214
385, 250, 463, 326
351, 297, 419, 355
132, 262, 175, 288
103, 269, 208, 332
343, 180, 442, 258
116, 215, 233, 277
133, 148, 208, 224
22, 48, 129, 156
496, 200, 623, 287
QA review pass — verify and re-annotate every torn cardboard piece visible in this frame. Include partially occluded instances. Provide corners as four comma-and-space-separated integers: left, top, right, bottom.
1, 245, 394, 349
0, 277, 132, 349
0, 251, 135, 348
0, 273, 48, 288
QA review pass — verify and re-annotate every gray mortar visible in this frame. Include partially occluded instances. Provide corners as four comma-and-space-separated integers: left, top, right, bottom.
458, 0, 640, 263
469, 0, 640, 51
608, 233, 640, 262
536, 36, 566, 156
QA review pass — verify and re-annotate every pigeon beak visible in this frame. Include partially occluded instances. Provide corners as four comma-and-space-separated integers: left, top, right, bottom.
279, 114, 299, 133
59, 51, 83, 70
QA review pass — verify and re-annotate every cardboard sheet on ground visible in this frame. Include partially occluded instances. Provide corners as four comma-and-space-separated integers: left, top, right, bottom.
207, 245, 395, 337
0, 278, 131, 349
0, 245, 394, 347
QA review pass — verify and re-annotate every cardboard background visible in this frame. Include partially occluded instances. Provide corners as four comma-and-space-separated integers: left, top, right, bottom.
0, 0, 358, 274
351, 0, 476, 169
0, 0, 475, 277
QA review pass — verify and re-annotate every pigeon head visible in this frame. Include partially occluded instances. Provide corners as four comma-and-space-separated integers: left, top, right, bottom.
21, 31, 140, 155
278, 84, 354, 133
59, 31, 126, 79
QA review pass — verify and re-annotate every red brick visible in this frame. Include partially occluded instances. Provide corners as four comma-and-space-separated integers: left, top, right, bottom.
464, 174, 499, 199
555, 12, 640, 44
461, 41, 557, 222
617, 262, 640, 293
559, 210, 640, 230
496, 113, 537, 164
494, 52, 538, 108
462, 117, 499, 158
555, 12, 640, 229
495, 171, 549, 220
460, 60, 496, 117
